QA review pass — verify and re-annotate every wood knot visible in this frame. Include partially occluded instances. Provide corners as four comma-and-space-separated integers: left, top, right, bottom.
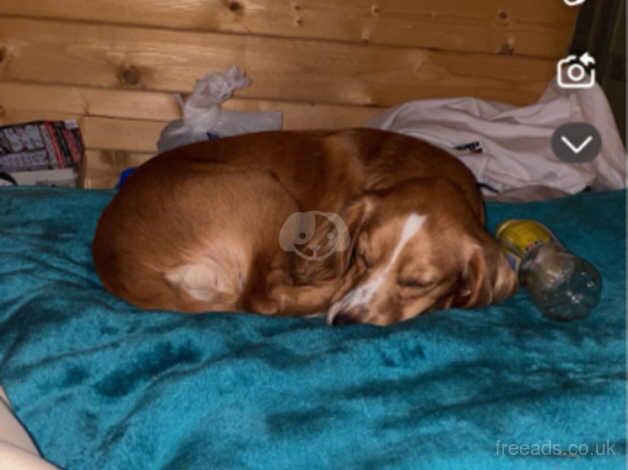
497, 10, 509, 21
227, 1, 243, 12
118, 65, 141, 86
371, 4, 380, 16
295, 17, 304, 26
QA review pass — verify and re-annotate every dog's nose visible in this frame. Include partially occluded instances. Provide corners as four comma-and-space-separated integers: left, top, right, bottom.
331, 312, 357, 326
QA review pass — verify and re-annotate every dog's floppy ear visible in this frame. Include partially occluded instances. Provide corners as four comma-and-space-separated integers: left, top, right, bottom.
452, 246, 489, 308
452, 236, 517, 308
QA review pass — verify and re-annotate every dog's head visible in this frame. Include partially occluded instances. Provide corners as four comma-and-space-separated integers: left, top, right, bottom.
326, 178, 517, 326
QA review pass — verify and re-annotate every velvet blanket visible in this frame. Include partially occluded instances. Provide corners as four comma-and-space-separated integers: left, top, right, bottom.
0, 187, 625, 469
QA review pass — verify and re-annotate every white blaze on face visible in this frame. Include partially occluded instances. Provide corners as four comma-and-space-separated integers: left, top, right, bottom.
327, 213, 426, 323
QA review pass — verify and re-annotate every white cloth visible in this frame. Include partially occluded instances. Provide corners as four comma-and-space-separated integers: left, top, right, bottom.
368, 80, 626, 194
0, 387, 59, 469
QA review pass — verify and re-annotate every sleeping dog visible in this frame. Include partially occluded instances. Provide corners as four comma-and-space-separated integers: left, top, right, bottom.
92, 129, 517, 325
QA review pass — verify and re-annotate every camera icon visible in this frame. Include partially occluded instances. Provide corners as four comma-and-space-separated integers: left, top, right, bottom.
557, 53, 596, 89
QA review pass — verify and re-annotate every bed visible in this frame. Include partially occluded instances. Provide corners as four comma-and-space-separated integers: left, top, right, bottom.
0, 186, 624, 469
0, 0, 625, 468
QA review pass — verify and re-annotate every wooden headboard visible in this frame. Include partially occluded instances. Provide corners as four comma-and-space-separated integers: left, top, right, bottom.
0, 1, 580, 188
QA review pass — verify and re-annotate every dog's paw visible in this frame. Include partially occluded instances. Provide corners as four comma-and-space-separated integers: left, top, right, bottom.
248, 294, 281, 315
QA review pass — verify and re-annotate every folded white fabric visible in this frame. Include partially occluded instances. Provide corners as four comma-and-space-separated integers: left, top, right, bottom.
0, 387, 59, 469
368, 80, 626, 194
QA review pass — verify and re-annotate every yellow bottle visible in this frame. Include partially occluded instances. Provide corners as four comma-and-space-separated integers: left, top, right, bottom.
496, 220, 601, 321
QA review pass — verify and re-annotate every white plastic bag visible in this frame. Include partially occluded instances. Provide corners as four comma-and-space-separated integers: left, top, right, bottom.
157, 67, 282, 153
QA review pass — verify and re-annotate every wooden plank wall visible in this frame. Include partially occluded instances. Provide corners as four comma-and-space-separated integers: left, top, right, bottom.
0, 1, 580, 188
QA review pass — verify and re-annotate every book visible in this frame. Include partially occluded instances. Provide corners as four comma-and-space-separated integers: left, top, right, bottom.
0, 120, 85, 187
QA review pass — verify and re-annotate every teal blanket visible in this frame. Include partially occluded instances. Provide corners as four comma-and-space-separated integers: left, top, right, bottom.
0, 187, 625, 469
